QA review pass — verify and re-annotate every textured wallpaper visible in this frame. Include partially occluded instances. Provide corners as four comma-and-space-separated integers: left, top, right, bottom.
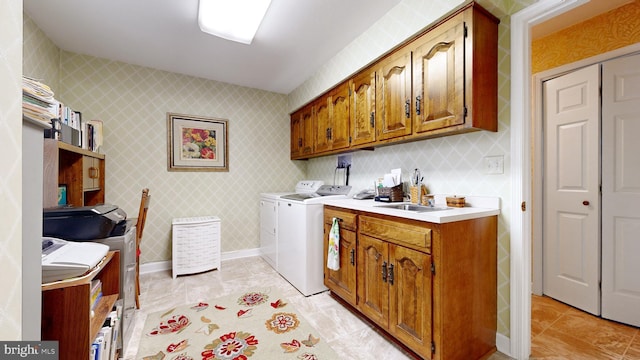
293, 0, 537, 338
532, 1, 640, 74
58, 53, 302, 264
19, 0, 544, 340
22, 16, 60, 95
0, 0, 23, 340
23, 16, 304, 265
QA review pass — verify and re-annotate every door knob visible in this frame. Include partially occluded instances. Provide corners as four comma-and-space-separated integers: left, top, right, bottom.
582, 200, 590, 206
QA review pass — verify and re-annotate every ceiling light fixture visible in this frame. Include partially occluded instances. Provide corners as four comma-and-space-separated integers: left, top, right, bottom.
198, 0, 272, 44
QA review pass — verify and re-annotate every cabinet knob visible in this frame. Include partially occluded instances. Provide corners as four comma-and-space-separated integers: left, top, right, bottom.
582, 200, 590, 206
88, 166, 99, 179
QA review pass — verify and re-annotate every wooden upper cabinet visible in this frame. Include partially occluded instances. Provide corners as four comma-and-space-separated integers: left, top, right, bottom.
314, 97, 332, 153
412, 5, 498, 135
300, 105, 315, 156
290, 109, 302, 159
376, 49, 413, 141
290, 105, 315, 159
315, 83, 351, 154
329, 82, 351, 151
351, 67, 377, 146
289, 2, 499, 160
413, 13, 465, 133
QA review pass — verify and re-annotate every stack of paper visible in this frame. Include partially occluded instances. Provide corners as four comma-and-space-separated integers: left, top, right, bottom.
22, 76, 57, 124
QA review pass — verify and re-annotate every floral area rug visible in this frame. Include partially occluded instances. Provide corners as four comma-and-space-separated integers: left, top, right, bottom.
136, 288, 338, 360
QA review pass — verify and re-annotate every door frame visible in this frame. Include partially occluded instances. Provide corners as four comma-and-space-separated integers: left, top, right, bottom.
532, 44, 640, 297
511, 1, 640, 358
510, 1, 590, 358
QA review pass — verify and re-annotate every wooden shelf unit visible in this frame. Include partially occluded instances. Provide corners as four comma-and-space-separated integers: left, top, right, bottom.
41, 251, 120, 360
44, 139, 105, 208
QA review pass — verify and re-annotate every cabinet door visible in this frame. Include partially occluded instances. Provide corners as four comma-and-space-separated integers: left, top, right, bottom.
330, 82, 351, 150
351, 68, 376, 146
290, 111, 302, 159
413, 14, 465, 133
300, 105, 315, 156
314, 97, 331, 153
83, 156, 101, 190
389, 245, 432, 357
357, 234, 389, 328
377, 49, 412, 140
323, 223, 357, 305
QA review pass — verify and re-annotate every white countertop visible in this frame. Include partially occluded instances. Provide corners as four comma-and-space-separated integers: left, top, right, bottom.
322, 195, 500, 224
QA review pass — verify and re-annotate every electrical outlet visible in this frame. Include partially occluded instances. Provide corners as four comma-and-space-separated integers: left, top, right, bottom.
337, 154, 352, 168
484, 155, 504, 174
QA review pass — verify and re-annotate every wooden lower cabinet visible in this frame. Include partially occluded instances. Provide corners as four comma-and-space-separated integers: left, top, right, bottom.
323, 205, 497, 360
388, 243, 432, 353
323, 207, 358, 306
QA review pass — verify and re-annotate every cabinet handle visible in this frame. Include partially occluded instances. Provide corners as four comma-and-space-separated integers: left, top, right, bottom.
382, 261, 388, 283
405, 99, 410, 118
350, 249, 355, 266
415, 95, 421, 115
326, 128, 332, 140
88, 166, 99, 179
370, 112, 375, 128
298, 138, 302, 147
388, 263, 395, 285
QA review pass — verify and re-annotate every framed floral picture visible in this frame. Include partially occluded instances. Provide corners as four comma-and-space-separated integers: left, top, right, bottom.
167, 113, 228, 172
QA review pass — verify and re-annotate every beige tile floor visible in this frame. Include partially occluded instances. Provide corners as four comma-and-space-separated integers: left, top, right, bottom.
123, 256, 512, 360
531, 294, 640, 360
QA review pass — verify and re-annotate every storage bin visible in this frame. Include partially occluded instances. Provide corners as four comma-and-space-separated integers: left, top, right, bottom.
377, 184, 403, 202
172, 216, 221, 278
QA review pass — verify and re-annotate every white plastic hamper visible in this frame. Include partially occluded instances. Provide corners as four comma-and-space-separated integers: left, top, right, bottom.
172, 216, 221, 278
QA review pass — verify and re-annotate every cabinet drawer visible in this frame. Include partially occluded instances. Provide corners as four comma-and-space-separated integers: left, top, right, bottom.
82, 156, 101, 191
359, 216, 432, 252
324, 207, 357, 231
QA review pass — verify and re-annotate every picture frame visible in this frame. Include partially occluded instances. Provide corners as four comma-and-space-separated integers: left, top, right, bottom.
167, 112, 229, 172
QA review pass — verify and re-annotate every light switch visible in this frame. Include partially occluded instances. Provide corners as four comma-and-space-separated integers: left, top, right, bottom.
484, 155, 504, 174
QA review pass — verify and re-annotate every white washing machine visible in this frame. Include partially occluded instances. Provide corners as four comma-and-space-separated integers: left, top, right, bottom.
259, 180, 325, 271
277, 183, 351, 296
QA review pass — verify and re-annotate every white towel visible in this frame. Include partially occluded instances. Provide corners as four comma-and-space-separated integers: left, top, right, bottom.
327, 217, 340, 270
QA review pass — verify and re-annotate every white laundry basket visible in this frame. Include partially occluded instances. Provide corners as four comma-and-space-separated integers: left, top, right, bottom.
172, 216, 221, 278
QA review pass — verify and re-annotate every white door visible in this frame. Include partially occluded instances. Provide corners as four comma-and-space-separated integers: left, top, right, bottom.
601, 53, 640, 327
543, 64, 601, 315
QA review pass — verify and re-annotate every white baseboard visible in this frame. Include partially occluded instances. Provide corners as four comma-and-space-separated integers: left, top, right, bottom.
140, 248, 261, 275
496, 333, 511, 358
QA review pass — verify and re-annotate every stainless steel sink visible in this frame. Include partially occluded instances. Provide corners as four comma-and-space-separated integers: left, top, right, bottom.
374, 203, 450, 212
